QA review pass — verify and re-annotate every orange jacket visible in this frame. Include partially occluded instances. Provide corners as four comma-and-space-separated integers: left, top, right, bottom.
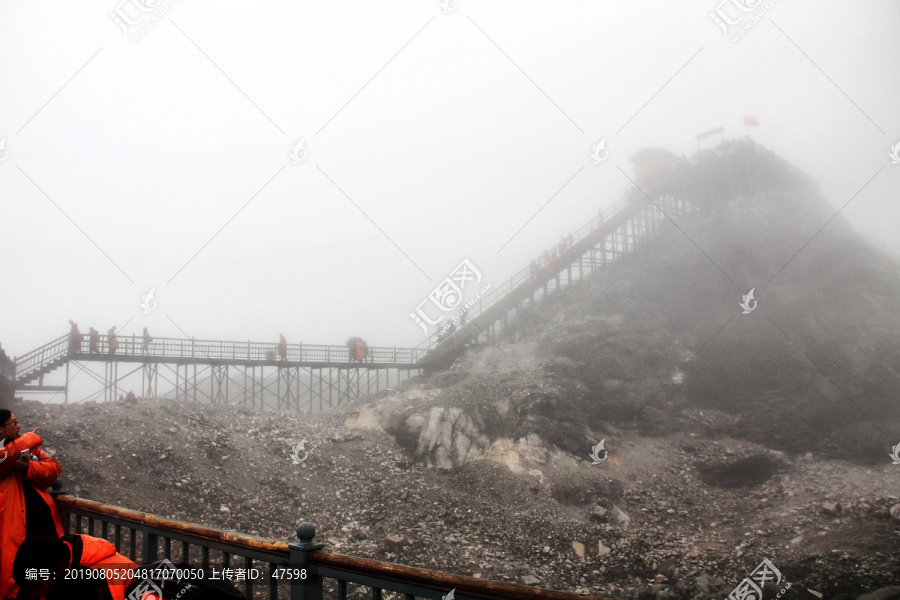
0, 432, 64, 600
0, 433, 64, 598
64, 534, 139, 600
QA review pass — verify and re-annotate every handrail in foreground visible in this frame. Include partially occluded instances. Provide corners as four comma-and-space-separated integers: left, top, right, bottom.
55, 495, 609, 600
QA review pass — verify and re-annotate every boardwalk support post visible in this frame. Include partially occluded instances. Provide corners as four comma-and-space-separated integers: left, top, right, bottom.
289, 522, 324, 600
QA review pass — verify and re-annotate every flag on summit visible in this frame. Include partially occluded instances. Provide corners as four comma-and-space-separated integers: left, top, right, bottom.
744, 116, 760, 126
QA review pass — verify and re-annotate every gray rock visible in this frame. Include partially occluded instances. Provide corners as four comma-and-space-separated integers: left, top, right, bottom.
821, 502, 838, 515
383, 535, 404, 551
613, 506, 632, 527
571, 541, 586, 558
658, 557, 677, 576
520, 575, 540, 585
889, 504, 900, 524
411, 407, 492, 468
694, 574, 711, 595
591, 506, 609, 522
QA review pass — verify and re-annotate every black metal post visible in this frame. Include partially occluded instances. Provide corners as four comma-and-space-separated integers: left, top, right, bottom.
289, 523, 324, 600
143, 531, 159, 563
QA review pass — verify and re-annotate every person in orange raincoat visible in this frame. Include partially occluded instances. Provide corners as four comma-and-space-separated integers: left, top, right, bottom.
67, 320, 83, 355
277, 334, 287, 361
12, 534, 138, 600
0, 410, 64, 600
89, 328, 101, 354
356, 340, 367, 363
107, 327, 119, 355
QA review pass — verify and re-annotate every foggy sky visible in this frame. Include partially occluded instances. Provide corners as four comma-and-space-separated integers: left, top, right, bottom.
1, 0, 898, 364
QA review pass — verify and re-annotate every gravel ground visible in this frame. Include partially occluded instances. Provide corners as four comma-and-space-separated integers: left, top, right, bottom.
9, 390, 898, 599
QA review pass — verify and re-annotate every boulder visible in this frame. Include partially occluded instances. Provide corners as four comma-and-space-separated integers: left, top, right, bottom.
571, 541, 586, 558
383, 535, 404, 552
889, 503, 900, 524
821, 502, 838, 516
613, 506, 632, 527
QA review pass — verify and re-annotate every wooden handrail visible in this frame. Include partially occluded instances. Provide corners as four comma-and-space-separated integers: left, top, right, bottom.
55, 495, 611, 600
311, 552, 612, 600
56, 495, 286, 552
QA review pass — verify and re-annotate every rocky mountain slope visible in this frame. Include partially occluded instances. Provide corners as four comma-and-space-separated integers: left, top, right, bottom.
7, 183, 900, 599
7, 385, 898, 600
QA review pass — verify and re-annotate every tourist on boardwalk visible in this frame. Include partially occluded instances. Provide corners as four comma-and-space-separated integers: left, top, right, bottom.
277, 334, 287, 361
67, 320, 83, 355
142, 327, 153, 355
88, 328, 100, 354
107, 326, 118, 355
0, 410, 65, 600
356, 340, 368, 363
546, 247, 558, 274
346, 337, 362, 362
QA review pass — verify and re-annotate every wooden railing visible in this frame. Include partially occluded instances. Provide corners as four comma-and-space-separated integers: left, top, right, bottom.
14, 335, 427, 385
12, 334, 68, 381
55, 495, 608, 600
411, 135, 815, 353
412, 183, 654, 353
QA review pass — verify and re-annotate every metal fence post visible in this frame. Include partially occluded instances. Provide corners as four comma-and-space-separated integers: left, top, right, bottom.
142, 531, 159, 564
288, 523, 324, 600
